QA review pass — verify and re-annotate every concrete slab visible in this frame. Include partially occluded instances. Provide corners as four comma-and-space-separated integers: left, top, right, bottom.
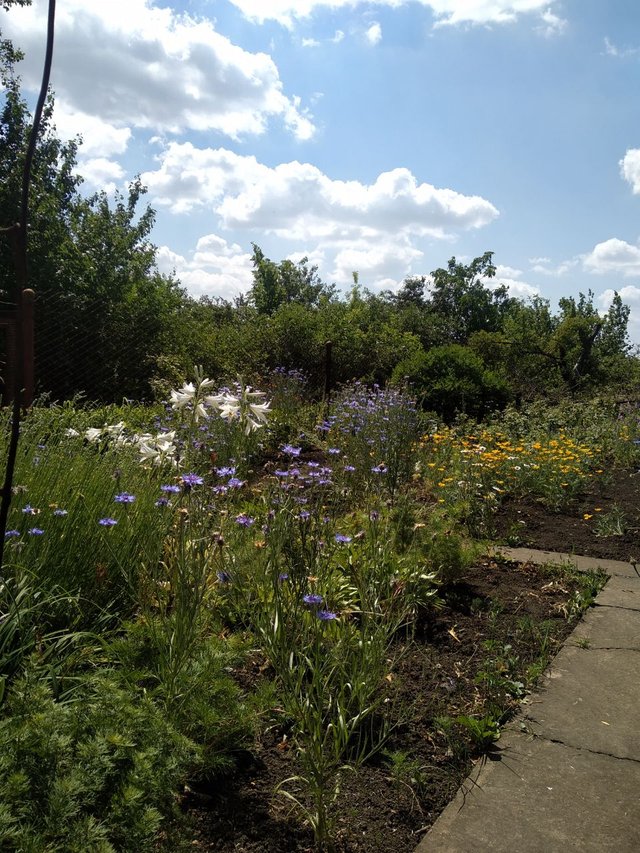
418, 731, 640, 853
491, 546, 639, 579
520, 644, 640, 760
596, 575, 640, 611
570, 603, 640, 649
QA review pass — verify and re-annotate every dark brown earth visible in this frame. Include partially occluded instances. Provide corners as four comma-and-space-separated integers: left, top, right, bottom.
181, 558, 601, 852
175, 467, 639, 851
493, 467, 640, 562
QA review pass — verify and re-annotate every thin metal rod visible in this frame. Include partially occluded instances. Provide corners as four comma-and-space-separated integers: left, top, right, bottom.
0, 0, 56, 570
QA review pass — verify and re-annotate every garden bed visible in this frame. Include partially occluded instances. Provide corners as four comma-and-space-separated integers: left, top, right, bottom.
493, 467, 640, 561
182, 556, 602, 852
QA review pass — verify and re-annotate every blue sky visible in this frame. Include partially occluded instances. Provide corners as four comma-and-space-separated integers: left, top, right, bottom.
3, 0, 640, 341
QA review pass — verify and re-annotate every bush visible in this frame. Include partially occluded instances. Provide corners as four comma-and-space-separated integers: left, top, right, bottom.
394, 344, 510, 422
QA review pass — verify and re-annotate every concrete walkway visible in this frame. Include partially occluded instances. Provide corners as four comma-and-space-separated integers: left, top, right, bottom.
417, 548, 640, 853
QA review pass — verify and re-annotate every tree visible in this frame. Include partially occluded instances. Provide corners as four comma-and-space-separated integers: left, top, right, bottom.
427, 252, 516, 344
249, 244, 334, 315
0, 45, 187, 400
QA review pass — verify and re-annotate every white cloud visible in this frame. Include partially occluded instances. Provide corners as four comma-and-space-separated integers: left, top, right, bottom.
365, 22, 382, 45
79, 158, 125, 192
330, 237, 423, 289
489, 276, 540, 300
620, 149, 640, 194
142, 143, 499, 241
603, 37, 640, 59
530, 257, 579, 276
495, 264, 523, 278
332, 30, 346, 43
3, 0, 314, 140
52, 105, 132, 159
535, 7, 567, 37
583, 238, 640, 277
302, 37, 321, 47
157, 235, 253, 299
228, 0, 565, 30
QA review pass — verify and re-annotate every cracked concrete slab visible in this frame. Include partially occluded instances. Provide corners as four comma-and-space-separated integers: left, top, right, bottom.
596, 575, 640, 610
518, 644, 640, 760
569, 603, 640, 649
491, 546, 638, 579
418, 731, 640, 853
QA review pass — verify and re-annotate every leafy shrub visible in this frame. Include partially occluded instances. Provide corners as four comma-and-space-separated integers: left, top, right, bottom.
0, 668, 197, 852
395, 344, 510, 422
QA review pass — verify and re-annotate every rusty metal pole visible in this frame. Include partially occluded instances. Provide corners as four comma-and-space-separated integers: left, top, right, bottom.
323, 340, 332, 405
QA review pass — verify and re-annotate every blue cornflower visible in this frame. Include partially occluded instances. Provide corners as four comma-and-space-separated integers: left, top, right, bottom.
235, 514, 255, 527
114, 492, 136, 503
28, 528, 44, 536
371, 464, 387, 474
181, 473, 204, 487
161, 484, 181, 494
227, 477, 245, 489
344, 465, 356, 473
217, 571, 232, 583
303, 593, 323, 607
335, 533, 352, 544
212, 485, 228, 495
53, 509, 68, 517
369, 510, 380, 521
215, 466, 236, 477
328, 448, 341, 455
298, 510, 311, 521
274, 469, 290, 478
155, 497, 171, 507
98, 518, 118, 527
282, 444, 301, 457
278, 573, 289, 582
307, 461, 319, 468
22, 505, 37, 515
5, 530, 20, 538
317, 610, 338, 621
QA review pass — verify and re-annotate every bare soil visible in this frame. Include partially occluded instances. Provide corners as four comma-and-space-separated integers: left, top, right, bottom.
181, 558, 596, 852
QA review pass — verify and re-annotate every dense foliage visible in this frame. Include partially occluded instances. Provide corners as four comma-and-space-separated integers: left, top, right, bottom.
1, 21, 638, 416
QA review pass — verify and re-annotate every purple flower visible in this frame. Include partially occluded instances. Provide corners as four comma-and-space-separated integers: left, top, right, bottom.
278, 573, 289, 582
28, 528, 44, 536
99, 517, 118, 527
298, 510, 311, 521
155, 497, 171, 507
22, 505, 37, 515
235, 514, 255, 527
307, 461, 319, 468
227, 477, 245, 489
282, 444, 301, 457
328, 448, 341, 455
53, 509, 68, 517
114, 492, 136, 503
344, 465, 356, 473
215, 466, 236, 477
303, 593, 323, 607
181, 473, 204, 487
274, 469, 290, 478
371, 464, 387, 474
335, 533, 352, 544
369, 510, 380, 521
4, 530, 20, 538
161, 484, 181, 494
212, 485, 228, 495
317, 610, 338, 621
217, 571, 232, 583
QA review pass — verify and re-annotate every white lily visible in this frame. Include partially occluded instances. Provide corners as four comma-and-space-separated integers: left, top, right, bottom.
85, 427, 103, 443
64, 428, 80, 438
170, 382, 196, 410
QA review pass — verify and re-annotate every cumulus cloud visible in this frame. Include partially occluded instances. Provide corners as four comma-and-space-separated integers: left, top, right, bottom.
3, 0, 314, 141
365, 22, 382, 45
330, 237, 423, 290
79, 158, 126, 192
228, 0, 565, 30
620, 149, 640, 194
583, 238, 640, 277
487, 264, 540, 300
156, 235, 253, 299
142, 142, 499, 241
530, 256, 580, 276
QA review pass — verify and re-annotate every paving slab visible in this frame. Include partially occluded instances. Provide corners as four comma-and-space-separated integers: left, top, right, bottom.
418, 730, 640, 853
596, 575, 640, 610
518, 643, 640, 760
491, 546, 639, 579
570, 602, 640, 649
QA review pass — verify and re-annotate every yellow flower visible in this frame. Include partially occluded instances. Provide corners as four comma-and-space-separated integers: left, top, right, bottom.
583, 513, 592, 520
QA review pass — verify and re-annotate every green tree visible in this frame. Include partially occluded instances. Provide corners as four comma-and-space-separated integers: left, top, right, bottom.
249, 244, 333, 315
0, 47, 187, 400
